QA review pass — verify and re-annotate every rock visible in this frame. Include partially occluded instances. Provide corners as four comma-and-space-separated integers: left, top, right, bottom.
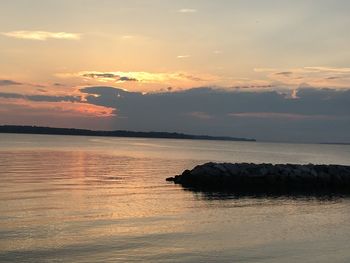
214, 163, 228, 173
166, 162, 350, 195
182, 169, 191, 176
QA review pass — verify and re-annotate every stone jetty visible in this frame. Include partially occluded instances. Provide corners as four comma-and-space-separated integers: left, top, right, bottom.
166, 162, 350, 195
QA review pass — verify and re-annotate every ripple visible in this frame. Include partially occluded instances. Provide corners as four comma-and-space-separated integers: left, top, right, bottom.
1, 135, 350, 262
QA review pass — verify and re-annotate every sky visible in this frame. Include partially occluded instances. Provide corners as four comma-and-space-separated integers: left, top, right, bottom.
0, 0, 350, 142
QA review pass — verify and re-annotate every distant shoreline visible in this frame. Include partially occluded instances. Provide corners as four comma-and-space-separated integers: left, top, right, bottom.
320, 142, 350, 146
0, 125, 256, 142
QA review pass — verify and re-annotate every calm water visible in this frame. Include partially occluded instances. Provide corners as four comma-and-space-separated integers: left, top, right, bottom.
1, 134, 350, 262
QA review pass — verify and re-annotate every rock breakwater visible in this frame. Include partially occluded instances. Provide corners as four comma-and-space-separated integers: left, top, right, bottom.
166, 162, 350, 195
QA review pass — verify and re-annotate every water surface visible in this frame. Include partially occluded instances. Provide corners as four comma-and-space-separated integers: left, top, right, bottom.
1, 134, 350, 262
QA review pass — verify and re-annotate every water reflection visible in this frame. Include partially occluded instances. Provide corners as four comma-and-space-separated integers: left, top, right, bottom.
183, 187, 350, 202
1, 135, 350, 262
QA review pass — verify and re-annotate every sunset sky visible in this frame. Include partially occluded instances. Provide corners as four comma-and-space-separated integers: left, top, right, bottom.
1, 0, 350, 142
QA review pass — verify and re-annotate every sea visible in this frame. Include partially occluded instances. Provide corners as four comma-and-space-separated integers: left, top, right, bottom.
1, 133, 350, 262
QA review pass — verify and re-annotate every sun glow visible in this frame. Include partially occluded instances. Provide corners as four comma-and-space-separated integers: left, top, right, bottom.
1, 31, 81, 41
77, 71, 209, 84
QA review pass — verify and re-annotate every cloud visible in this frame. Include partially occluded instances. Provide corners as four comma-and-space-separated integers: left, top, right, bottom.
228, 112, 341, 120
1, 85, 350, 142
80, 86, 350, 118
178, 9, 197, 13
177, 73, 204, 82
0, 92, 82, 103
188, 111, 213, 120
325, 76, 341, 80
37, 89, 48, 93
0, 98, 114, 118
0, 79, 50, 89
118, 76, 137, 82
304, 67, 350, 73
177, 55, 191, 59
53, 83, 66, 87
0, 89, 115, 122
255, 66, 350, 88
58, 70, 222, 91
233, 84, 274, 89
82, 73, 138, 82
75, 71, 209, 84
1, 31, 81, 41
0, 79, 22, 86
78, 86, 350, 142
274, 71, 293, 77
254, 68, 278, 73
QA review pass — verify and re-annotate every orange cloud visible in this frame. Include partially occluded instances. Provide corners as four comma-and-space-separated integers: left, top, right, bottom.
0, 98, 115, 118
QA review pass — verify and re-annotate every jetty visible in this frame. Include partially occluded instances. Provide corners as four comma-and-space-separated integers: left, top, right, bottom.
167, 162, 350, 195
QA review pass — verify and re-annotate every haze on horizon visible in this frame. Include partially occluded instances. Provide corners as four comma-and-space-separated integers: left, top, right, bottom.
0, 0, 350, 143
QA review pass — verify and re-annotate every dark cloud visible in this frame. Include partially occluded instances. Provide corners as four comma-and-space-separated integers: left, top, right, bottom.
37, 89, 48, 93
82, 73, 138, 82
0, 79, 23, 86
53, 83, 66, 87
28, 94, 81, 102
118, 76, 138, 82
233, 84, 274, 89
0, 92, 22, 99
274, 71, 293, 76
80, 86, 350, 118
325, 76, 341, 80
0, 79, 47, 88
29, 83, 47, 88
2, 86, 349, 142
83, 73, 116, 78
79, 86, 350, 142
177, 73, 204, 81
0, 92, 81, 102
